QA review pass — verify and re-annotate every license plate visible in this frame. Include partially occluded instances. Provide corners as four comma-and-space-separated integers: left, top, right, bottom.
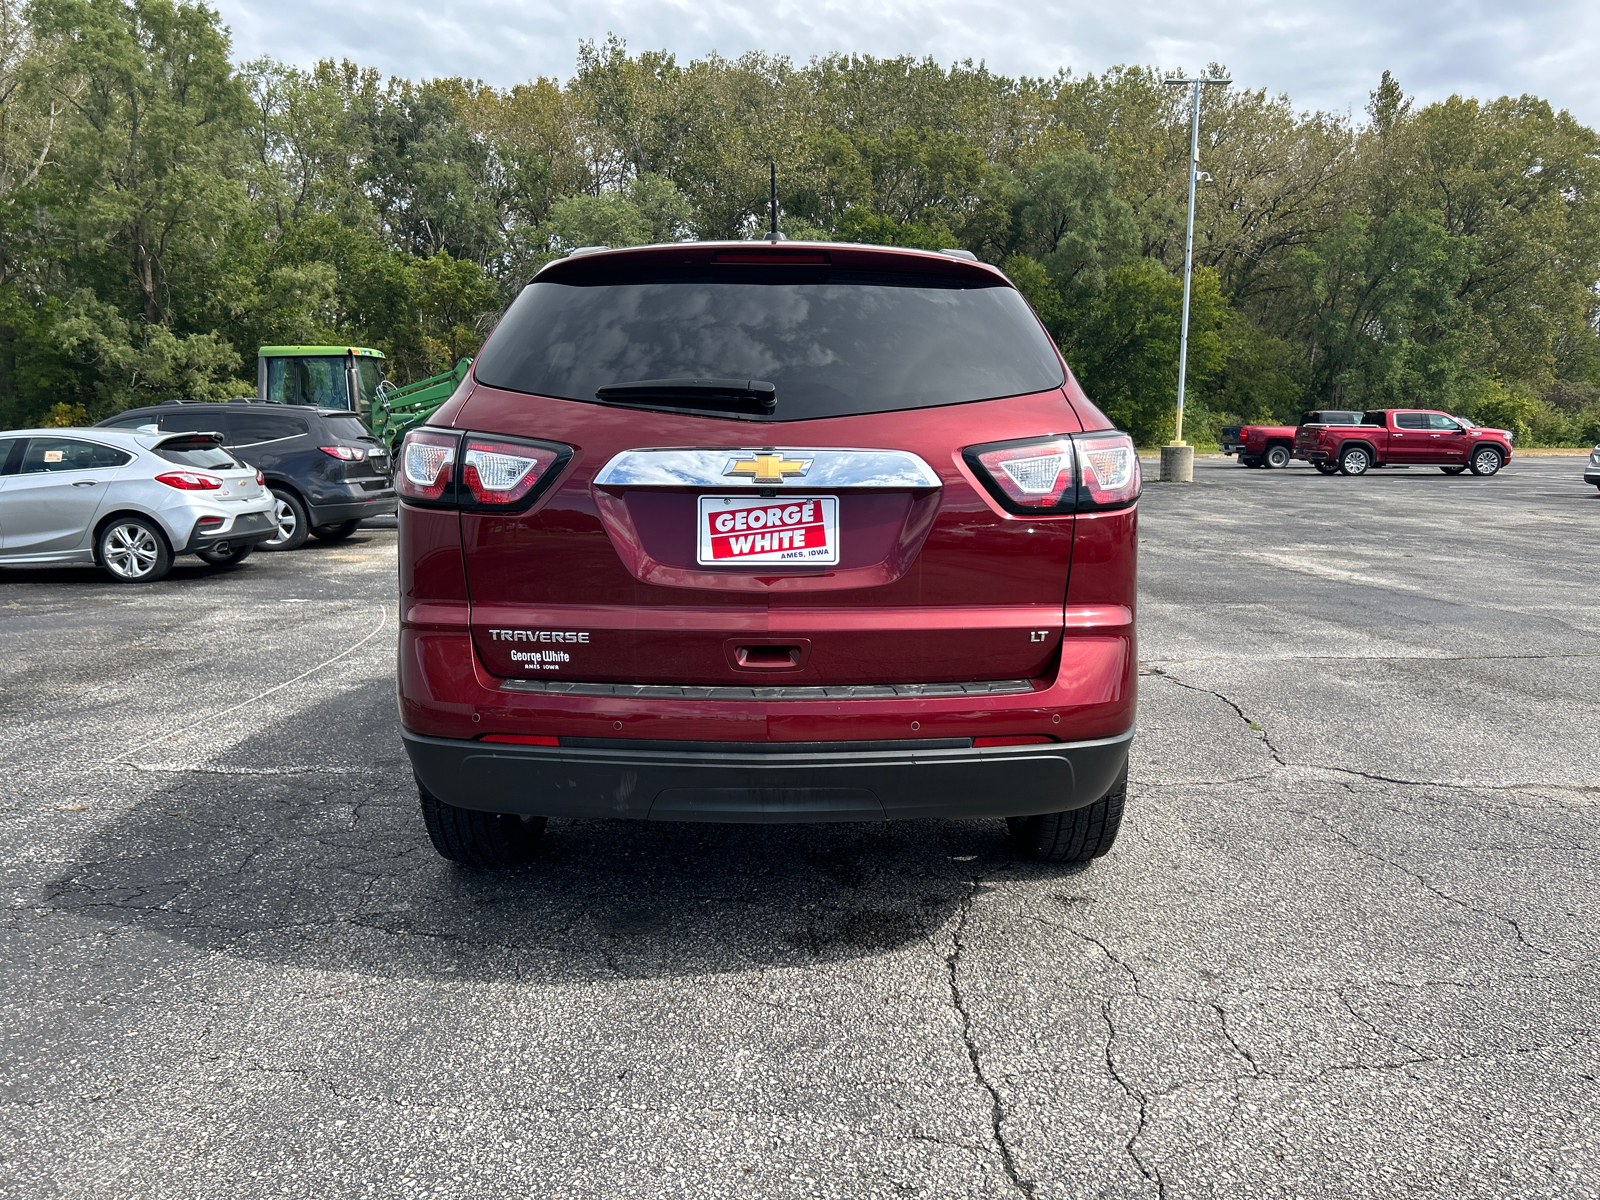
697, 495, 838, 566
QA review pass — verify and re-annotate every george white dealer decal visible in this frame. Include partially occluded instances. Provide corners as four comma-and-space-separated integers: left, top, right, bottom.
489, 629, 590, 643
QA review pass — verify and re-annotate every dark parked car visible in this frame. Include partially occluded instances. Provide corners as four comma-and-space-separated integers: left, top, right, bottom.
396, 241, 1140, 868
97, 402, 396, 549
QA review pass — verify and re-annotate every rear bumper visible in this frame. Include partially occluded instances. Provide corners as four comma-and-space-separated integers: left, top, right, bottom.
180, 508, 277, 553
309, 486, 397, 526
403, 727, 1133, 823
1293, 448, 1328, 462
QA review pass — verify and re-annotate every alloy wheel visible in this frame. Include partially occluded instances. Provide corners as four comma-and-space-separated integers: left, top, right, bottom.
104, 523, 161, 579
264, 497, 297, 547
1473, 448, 1501, 476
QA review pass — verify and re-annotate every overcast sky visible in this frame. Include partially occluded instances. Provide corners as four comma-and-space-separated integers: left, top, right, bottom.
213, 0, 1600, 125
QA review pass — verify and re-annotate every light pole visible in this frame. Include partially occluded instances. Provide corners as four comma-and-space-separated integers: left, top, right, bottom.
1161, 72, 1229, 482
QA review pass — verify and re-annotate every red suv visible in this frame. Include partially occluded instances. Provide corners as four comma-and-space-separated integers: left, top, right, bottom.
396, 243, 1139, 867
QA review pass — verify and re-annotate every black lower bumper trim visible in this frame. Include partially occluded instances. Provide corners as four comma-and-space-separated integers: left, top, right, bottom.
401, 728, 1134, 824
309, 494, 396, 525
181, 511, 276, 553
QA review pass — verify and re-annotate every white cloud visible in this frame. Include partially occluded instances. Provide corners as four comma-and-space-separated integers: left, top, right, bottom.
215, 0, 1600, 123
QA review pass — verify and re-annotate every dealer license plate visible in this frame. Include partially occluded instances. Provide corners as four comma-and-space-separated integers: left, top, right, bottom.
697, 495, 839, 566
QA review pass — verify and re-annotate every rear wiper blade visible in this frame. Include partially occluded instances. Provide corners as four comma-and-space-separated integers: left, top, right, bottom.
594, 377, 777, 414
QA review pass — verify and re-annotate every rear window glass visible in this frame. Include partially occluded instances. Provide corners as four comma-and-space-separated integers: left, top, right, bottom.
155, 442, 242, 469
473, 268, 1065, 421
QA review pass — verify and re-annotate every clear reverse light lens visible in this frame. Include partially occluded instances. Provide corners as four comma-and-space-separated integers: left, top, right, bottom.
463, 447, 536, 493
404, 442, 452, 486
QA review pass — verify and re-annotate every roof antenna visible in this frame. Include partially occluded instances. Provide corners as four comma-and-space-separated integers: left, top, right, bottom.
767, 160, 783, 242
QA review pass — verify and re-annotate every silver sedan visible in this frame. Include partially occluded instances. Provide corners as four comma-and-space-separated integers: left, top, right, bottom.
0, 427, 277, 582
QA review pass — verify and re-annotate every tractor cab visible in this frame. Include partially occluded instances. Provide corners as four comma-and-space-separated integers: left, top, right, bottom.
257, 346, 387, 417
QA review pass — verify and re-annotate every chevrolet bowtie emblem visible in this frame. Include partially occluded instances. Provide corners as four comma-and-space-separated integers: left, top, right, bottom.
724, 451, 812, 482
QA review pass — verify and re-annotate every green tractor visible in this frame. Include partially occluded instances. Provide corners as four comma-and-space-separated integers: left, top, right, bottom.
256, 345, 472, 463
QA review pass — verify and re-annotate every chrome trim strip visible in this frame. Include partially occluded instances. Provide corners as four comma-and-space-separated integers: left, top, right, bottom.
499, 678, 1034, 701
593, 448, 942, 489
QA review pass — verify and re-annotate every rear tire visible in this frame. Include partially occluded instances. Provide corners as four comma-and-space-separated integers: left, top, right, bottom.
418, 778, 546, 867
1007, 765, 1127, 863
197, 544, 254, 568
1314, 462, 1339, 475
1339, 445, 1372, 476
1441, 465, 1467, 475
311, 519, 362, 542
97, 516, 173, 583
1469, 446, 1503, 476
1240, 456, 1262, 468
1265, 444, 1292, 469
260, 488, 310, 551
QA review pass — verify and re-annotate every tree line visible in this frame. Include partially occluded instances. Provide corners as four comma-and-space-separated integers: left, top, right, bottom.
3, 0, 1599, 446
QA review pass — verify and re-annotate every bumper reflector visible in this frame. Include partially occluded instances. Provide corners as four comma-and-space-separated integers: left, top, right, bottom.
480, 734, 560, 746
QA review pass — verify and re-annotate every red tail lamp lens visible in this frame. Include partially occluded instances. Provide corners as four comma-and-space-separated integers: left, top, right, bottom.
155, 471, 222, 491
480, 734, 560, 746
255, 470, 266, 486
397, 430, 459, 502
1076, 432, 1141, 507
972, 439, 1075, 509
462, 438, 560, 506
319, 445, 366, 461
974, 735, 1056, 747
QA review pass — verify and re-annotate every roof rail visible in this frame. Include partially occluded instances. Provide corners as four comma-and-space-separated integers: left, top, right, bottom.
940, 248, 978, 261
568, 245, 610, 257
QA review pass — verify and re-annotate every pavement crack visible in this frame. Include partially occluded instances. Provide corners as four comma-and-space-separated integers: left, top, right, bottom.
1294, 807, 1555, 957
1144, 668, 1286, 766
946, 879, 1035, 1198
1100, 1000, 1165, 1199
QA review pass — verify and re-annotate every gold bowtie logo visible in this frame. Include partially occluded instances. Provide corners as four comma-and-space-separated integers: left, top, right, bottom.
725, 451, 811, 482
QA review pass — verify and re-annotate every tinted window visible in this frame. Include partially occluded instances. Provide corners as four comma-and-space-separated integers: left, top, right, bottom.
155, 441, 243, 469
474, 269, 1066, 421
266, 356, 350, 409
1394, 412, 1428, 429
0, 438, 19, 474
160, 410, 231, 437
1362, 411, 1387, 426
20, 437, 132, 473
100, 413, 160, 430
232, 411, 309, 443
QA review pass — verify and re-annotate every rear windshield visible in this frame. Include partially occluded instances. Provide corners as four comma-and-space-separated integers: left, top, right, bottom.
473, 267, 1065, 421
156, 443, 242, 469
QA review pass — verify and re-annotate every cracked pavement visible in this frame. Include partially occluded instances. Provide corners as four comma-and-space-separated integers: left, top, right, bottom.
2, 455, 1598, 1198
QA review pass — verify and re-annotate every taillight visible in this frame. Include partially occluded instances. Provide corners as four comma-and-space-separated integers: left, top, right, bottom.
254, 470, 265, 486
969, 438, 1076, 509
396, 429, 459, 503
395, 429, 571, 510
963, 431, 1140, 515
319, 445, 366, 461
461, 438, 561, 507
156, 471, 223, 491
1075, 432, 1141, 508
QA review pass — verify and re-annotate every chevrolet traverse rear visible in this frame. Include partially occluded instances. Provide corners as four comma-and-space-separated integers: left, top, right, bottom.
397, 243, 1139, 866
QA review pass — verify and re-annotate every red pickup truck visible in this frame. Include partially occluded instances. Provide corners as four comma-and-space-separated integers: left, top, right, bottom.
1221, 411, 1364, 469
1293, 410, 1514, 476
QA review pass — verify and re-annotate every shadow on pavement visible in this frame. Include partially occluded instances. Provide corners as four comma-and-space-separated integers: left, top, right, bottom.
44, 683, 1067, 984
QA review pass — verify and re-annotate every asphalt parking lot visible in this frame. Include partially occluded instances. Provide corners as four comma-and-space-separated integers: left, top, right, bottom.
2, 454, 1597, 1199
